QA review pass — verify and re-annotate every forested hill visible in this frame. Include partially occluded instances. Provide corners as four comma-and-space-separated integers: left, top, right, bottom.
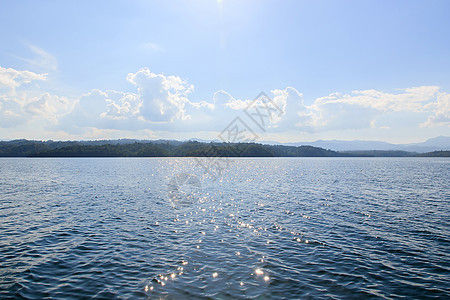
0, 140, 343, 157
0, 140, 448, 157
415, 150, 450, 157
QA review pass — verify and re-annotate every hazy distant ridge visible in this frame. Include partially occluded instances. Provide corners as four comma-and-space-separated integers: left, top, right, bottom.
0, 139, 449, 157
267, 136, 450, 153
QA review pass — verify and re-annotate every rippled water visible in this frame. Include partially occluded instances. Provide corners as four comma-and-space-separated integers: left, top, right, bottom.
0, 157, 449, 299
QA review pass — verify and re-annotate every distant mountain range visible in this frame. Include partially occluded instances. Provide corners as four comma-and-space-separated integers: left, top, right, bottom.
263, 136, 450, 153
0, 136, 448, 155
0, 138, 449, 157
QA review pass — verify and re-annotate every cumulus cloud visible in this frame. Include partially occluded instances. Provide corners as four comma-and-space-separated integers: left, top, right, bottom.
1, 65, 449, 140
51, 69, 212, 135
0, 66, 55, 127
101, 90, 140, 120
126, 68, 194, 122
421, 92, 450, 127
269, 87, 305, 129
206, 88, 304, 131
0, 98, 28, 128
0, 66, 47, 94
24, 93, 71, 121
56, 69, 214, 134
296, 86, 447, 132
214, 90, 249, 110
56, 89, 143, 133
340, 86, 439, 112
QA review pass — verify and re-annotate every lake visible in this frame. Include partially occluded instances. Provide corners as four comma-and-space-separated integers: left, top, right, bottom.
0, 158, 449, 299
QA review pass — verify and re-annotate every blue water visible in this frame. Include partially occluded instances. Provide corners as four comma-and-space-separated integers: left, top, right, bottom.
0, 158, 449, 299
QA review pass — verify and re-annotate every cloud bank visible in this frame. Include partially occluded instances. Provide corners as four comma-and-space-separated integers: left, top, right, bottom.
0, 65, 449, 141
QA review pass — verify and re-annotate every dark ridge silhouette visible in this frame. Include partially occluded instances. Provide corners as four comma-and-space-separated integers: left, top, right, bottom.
0, 140, 448, 157
415, 150, 450, 157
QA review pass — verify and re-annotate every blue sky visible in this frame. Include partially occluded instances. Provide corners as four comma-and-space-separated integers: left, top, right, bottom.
0, 0, 449, 143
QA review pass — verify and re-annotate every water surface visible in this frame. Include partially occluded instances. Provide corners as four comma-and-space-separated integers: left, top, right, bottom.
0, 158, 449, 299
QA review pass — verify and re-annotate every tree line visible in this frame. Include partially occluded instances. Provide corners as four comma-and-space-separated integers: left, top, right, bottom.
0, 140, 448, 157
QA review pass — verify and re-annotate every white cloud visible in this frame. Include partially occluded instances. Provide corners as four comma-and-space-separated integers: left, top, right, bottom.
214, 90, 249, 110
343, 86, 439, 112
24, 93, 71, 121
0, 98, 28, 127
55, 89, 143, 133
101, 90, 140, 120
55, 70, 212, 134
0, 65, 47, 94
269, 87, 305, 129
1, 65, 448, 141
0, 66, 55, 128
296, 86, 446, 132
421, 92, 450, 127
55, 82, 449, 136
126, 68, 194, 122
11, 43, 58, 72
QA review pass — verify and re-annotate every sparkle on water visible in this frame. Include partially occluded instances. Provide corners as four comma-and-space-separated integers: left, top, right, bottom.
0, 157, 449, 299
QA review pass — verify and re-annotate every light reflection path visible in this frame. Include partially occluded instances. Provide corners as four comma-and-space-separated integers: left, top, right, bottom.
148, 166, 331, 298
2, 158, 448, 298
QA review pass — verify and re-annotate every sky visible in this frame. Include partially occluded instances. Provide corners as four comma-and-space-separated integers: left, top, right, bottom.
0, 0, 449, 143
